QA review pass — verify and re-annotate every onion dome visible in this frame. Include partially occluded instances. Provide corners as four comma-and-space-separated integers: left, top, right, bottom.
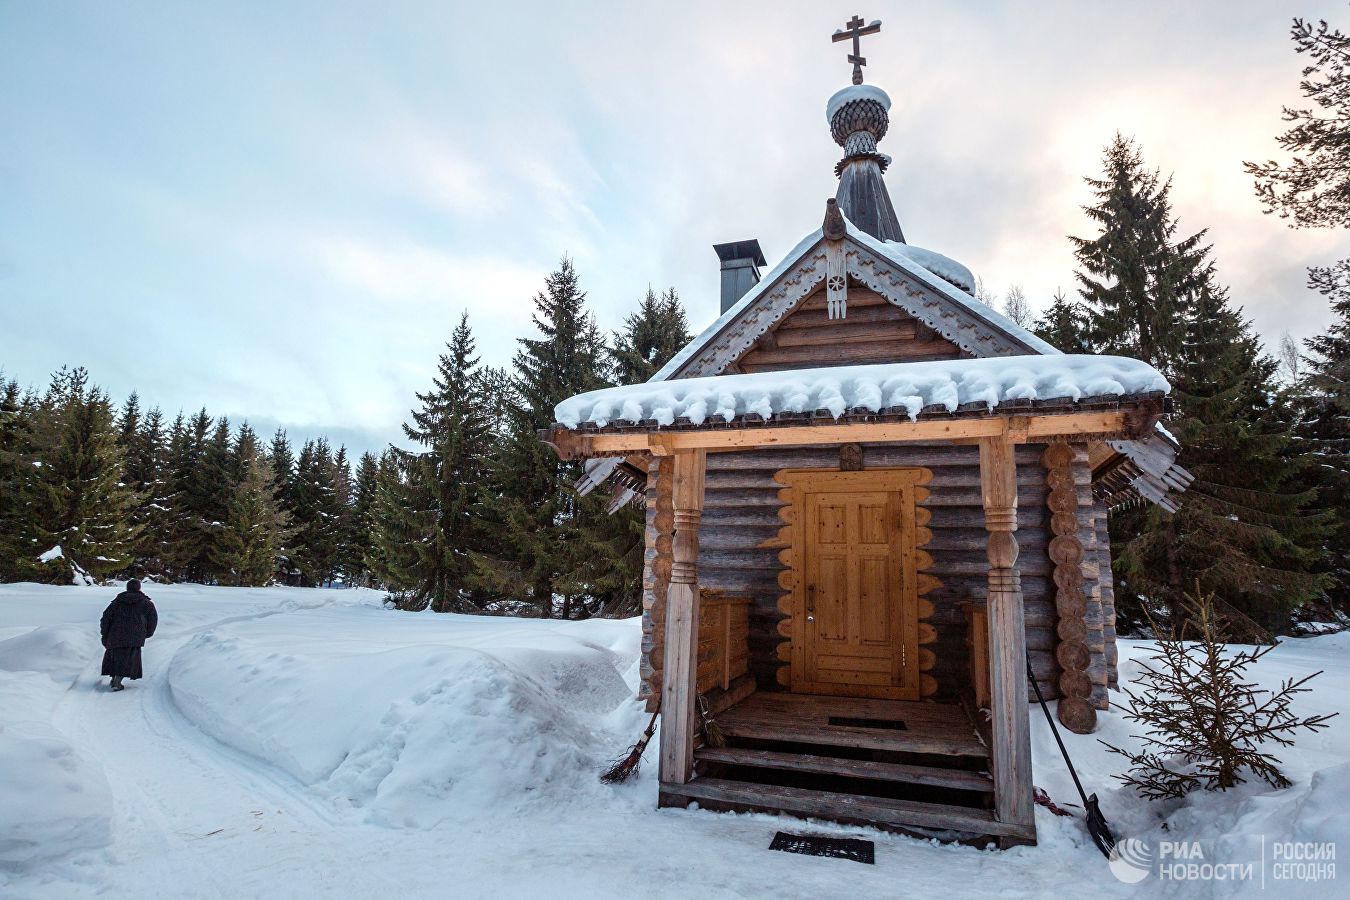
826, 83, 905, 244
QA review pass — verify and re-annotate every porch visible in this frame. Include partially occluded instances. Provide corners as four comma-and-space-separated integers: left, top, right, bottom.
659, 691, 1030, 842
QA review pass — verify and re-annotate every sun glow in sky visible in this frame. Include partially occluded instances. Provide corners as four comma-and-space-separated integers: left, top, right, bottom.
1, 1, 1344, 457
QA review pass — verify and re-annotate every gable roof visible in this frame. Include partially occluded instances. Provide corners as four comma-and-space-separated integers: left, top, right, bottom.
656, 219, 1059, 383
583, 214, 1191, 512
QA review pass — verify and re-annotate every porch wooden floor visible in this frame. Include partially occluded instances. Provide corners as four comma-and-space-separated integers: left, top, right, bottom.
660, 691, 1033, 845
712, 692, 989, 758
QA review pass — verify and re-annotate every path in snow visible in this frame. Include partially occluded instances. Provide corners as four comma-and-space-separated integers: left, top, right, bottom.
39, 597, 395, 897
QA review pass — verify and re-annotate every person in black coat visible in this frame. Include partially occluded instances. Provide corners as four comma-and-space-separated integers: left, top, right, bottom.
100, 579, 158, 691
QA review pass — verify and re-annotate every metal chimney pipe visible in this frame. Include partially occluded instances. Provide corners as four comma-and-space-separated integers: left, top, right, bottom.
713, 240, 767, 313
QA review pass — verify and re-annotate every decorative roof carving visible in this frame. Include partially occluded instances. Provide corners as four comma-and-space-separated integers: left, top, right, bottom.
668, 235, 1026, 380
674, 248, 830, 378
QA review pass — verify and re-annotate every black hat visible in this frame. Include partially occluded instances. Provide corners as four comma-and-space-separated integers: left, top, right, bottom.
127, 578, 141, 592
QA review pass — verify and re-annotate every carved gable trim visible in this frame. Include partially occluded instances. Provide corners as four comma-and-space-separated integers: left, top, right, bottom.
670, 237, 1032, 380
674, 247, 831, 378
846, 243, 1032, 358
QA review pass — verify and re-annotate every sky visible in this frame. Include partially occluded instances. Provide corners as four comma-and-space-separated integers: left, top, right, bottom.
2, 1, 1345, 458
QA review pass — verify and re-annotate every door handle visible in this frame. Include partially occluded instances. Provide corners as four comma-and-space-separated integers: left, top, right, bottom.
807, 584, 816, 614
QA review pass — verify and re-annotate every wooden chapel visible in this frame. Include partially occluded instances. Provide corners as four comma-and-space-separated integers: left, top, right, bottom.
542, 17, 1191, 847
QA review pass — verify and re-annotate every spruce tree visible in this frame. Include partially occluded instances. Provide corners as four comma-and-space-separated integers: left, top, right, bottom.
209, 423, 291, 585
119, 400, 156, 498
212, 453, 293, 586
348, 451, 380, 587
266, 429, 299, 582
123, 404, 171, 576
585, 285, 695, 615
231, 423, 261, 481
289, 439, 343, 585
1295, 263, 1350, 609
364, 449, 404, 592
1245, 16, 1349, 231
180, 414, 233, 582
22, 369, 141, 581
159, 412, 193, 580
477, 258, 611, 618
610, 287, 691, 384
1247, 15, 1350, 611
331, 445, 356, 582
1070, 135, 1210, 373
1117, 277, 1331, 628
1033, 289, 1094, 353
117, 392, 142, 448
478, 365, 514, 437
0, 378, 37, 581
267, 429, 295, 502
158, 409, 212, 580
371, 313, 494, 610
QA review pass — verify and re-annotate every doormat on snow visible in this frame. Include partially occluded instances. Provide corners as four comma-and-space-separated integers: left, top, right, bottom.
769, 832, 875, 864
828, 716, 907, 731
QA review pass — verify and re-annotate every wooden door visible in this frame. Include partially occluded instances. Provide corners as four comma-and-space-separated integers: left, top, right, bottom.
785, 470, 921, 700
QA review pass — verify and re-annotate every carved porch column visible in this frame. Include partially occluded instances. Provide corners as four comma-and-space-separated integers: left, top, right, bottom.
979, 436, 1036, 842
658, 449, 707, 788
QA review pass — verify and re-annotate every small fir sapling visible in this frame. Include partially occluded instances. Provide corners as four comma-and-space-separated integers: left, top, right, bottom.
1102, 588, 1338, 800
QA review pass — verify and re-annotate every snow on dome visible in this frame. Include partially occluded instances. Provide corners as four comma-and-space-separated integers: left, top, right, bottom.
555, 354, 1168, 429
886, 242, 976, 294
826, 83, 891, 123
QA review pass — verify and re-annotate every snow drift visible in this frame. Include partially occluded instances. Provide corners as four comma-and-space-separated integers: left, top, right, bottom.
167, 613, 637, 829
0, 627, 113, 869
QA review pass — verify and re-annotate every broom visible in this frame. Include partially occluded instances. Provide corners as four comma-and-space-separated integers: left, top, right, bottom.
600, 706, 660, 784
697, 693, 726, 748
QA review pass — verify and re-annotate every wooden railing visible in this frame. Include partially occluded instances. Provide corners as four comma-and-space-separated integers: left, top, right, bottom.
697, 591, 751, 694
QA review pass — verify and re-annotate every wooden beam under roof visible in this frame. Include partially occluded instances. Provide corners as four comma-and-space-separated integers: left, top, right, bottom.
542, 407, 1158, 461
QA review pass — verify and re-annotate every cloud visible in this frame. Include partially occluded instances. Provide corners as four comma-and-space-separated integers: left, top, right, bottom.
297, 230, 540, 309
339, 109, 503, 218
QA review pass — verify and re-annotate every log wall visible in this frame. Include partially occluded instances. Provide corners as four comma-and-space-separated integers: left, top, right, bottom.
641, 442, 1061, 707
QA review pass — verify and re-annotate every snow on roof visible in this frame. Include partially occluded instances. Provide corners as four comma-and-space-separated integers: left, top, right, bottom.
556, 354, 1167, 430
883, 242, 976, 294
842, 222, 1061, 356
826, 83, 892, 122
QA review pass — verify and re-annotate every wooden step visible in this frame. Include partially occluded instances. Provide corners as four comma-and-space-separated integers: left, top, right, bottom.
661, 777, 1033, 840
715, 701, 988, 757
694, 746, 994, 792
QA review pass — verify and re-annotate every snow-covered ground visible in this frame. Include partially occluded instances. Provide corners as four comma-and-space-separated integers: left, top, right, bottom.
0, 583, 1346, 899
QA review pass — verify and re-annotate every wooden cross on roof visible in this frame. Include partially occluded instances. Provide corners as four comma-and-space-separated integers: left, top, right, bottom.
832, 15, 882, 85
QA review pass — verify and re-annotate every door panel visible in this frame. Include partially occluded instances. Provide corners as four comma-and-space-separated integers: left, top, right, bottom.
858, 501, 888, 544
858, 554, 891, 644
786, 470, 921, 700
